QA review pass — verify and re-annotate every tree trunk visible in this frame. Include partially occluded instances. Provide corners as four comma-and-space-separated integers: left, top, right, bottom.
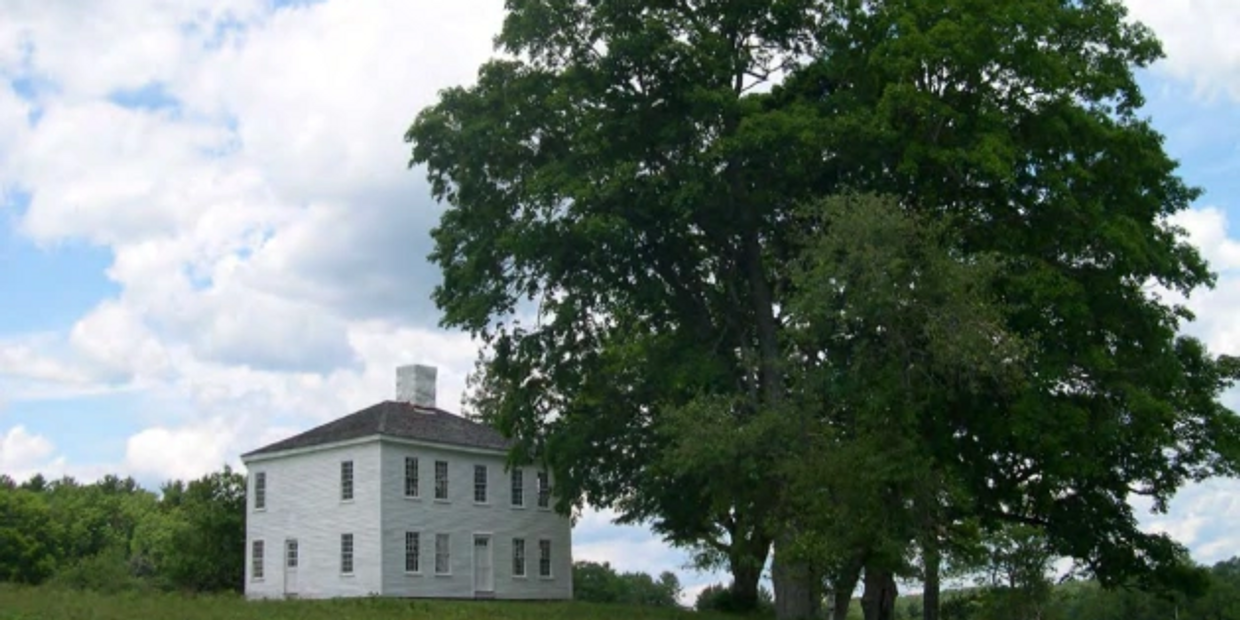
923, 537, 940, 620
773, 536, 821, 620
832, 557, 864, 620
861, 567, 898, 620
729, 543, 767, 612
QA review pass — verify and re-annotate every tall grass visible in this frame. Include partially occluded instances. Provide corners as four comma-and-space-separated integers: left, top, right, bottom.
0, 585, 729, 620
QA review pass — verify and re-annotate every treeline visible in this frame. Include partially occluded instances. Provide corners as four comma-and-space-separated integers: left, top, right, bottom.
0, 468, 245, 592
571, 560, 682, 607
894, 557, 1240, 620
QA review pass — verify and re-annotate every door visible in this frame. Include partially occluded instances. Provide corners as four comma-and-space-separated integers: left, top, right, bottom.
473, 534, 494, 594
283, 539, 299, 598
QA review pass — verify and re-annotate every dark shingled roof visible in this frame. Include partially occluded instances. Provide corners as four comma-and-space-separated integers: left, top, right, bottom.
241, 401, 512, 458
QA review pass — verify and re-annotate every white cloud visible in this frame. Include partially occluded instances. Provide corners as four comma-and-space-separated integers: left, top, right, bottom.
124, 418, 238, 482
0, 425, 60, 478
0, 0, 1236, 591
1124, 0, 1240, 101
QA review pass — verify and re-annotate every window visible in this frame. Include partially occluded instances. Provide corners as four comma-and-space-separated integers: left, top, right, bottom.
404, 457, 419, 498
510, 468, 524, 507
538, 539, 552, 577
405, 532, 420, 573
341, 461, 354, 501
537, 471, 550, 508
434, 460, 448, 500
435, 533, 450, 574
286, 540, 298, 568
474, 464, 488, 503
512, 538, 526, 577
251, 540, 264, 580
341, 533, 354, 574
254, 471, 266, 510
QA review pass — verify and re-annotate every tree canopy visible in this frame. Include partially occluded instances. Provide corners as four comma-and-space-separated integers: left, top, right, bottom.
406, 0, 1240, 617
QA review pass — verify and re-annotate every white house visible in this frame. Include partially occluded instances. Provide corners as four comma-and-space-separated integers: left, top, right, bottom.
240, 364, 573, 600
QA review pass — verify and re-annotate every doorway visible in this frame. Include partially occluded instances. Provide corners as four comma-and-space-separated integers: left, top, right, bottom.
473, 534, 494, 596
283, 538, 299, 599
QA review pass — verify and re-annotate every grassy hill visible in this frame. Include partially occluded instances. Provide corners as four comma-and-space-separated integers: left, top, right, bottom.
0, 585, 739, 620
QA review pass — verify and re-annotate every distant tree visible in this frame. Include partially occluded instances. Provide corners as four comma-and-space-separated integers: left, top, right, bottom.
0, 487, 56, 583
160, 466, 247, 592
19, 474, 47, 493
571, 561, 682, 608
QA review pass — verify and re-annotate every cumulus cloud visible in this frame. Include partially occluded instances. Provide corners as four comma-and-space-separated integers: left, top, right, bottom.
0, 0, 1237, 591
1124, 0, 1240, 101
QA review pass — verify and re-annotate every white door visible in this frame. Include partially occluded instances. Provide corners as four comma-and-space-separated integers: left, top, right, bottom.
283, 539, 299, 598
473, 535, 494, 594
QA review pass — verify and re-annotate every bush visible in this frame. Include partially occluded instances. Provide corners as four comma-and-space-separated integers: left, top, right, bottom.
49, 546, 148, 594
695, 582, 774, 615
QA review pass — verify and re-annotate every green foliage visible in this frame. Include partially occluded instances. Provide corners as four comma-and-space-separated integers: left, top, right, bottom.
572, 561, 682, 608
0, 489, 56, 584
408, 0, 1240, 616
0, 466, 246, 594
695, 582, 775, 615
0, 584, 725, 620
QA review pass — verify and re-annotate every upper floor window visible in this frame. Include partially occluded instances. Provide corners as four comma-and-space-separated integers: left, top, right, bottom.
510, 468, 524, 507
341, 460, 354, 501
341, 533, 354, 574
251, 540, 264, 580
405, 457, 419, 498
537, 471, 550, 509
434, 460, 449, 500
474, 465, 488, 503
254, 471, 266, 510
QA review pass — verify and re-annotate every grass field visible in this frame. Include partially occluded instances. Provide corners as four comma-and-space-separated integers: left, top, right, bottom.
0, 585, 745, 620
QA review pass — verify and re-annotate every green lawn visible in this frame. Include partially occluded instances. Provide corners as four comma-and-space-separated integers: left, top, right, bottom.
0, 585, 736, 620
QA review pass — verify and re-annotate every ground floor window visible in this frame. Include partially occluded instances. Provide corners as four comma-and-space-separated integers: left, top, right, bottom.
512, 538, 526, 577
406, 532, 420, 573
435, 533, 451, 574
538, 539, 552, 577
251, 540, 264, 580
341, 533, 354, 574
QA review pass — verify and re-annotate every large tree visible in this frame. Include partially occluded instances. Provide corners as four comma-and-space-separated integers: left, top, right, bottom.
771, 0, 1240, 615
407, 0, 1240, 617
409, 0, 837, 613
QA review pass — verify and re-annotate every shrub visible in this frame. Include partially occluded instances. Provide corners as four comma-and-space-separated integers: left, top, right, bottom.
695, 582, 774, 615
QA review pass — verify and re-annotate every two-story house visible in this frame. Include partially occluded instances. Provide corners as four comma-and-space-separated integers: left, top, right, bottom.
240, 364, 573, 600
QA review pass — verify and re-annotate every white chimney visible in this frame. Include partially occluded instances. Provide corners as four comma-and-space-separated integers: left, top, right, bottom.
396, 364, 437, 408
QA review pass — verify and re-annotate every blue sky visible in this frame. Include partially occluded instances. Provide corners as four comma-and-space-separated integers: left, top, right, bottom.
1, 0, 1240, 601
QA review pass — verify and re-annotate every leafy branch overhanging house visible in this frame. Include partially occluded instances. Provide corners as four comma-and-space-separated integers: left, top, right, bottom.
240, 364, 573, 600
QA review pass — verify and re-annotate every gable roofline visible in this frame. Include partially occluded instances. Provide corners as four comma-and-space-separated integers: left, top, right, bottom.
238, 400, 513, 460
241, 433, 509, 464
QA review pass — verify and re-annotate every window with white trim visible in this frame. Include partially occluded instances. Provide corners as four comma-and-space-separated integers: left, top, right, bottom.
537, 471, 550, 508
340, 461, 354, 501
474, 464, 488, 503
538, 539, 552, 577
405, 532, 420, 573
254, 471, 266, 510
510, 468, 524, 507
434, 460, 448, 500
286, 539, 298, 568
435, 533, 450, 574
251, 540, 264, 580
512, 538, 526, 577
341, 533, 354, 574
404, 457, 419, 498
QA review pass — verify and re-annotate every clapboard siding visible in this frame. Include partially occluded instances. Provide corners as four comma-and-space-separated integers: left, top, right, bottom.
379, 441, 573, 599
244, 441, 382, 599
244, 436, 572, 600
